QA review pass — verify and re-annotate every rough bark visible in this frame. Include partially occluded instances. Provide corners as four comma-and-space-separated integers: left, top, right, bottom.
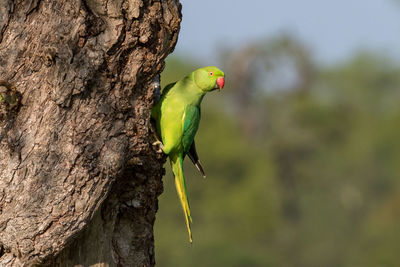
0, 0, 181, 266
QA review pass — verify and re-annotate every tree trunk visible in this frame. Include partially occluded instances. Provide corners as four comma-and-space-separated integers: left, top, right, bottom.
0, 0, 181, 266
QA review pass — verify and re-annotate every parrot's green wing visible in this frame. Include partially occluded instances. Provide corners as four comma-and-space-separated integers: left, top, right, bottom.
183, 106, 206, 177
182, 105, 200, 153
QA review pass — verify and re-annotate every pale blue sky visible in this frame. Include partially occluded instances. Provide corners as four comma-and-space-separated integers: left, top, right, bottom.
176, 0, 400, 65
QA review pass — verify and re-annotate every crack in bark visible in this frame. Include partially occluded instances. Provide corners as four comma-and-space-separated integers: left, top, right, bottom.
25, 0, 42, 17
0, 1, 13, 44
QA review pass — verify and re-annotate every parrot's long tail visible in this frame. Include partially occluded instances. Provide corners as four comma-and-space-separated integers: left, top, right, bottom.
170, 153, 193, 243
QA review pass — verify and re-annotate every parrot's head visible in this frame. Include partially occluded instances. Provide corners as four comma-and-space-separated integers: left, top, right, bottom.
193, 66, 225, 92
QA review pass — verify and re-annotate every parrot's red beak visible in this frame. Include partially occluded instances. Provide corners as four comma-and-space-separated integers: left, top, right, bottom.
216, 77, 225, 91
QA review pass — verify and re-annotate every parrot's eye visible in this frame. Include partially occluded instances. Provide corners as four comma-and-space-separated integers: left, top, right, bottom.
209, 72, 214, 76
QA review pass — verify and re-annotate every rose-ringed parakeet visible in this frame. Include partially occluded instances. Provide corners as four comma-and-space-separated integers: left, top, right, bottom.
151, 66, 225, 243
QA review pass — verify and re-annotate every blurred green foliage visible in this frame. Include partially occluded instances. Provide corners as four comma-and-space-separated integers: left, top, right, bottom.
154, 36, 400, 267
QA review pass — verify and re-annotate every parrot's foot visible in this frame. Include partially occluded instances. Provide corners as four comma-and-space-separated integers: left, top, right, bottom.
152, 140, 164, 153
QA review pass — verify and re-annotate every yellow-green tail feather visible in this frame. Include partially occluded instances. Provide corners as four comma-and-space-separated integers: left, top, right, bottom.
170, 153, 193, 243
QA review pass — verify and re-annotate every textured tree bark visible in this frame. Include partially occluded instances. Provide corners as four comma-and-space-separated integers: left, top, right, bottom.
0, 0, 181, 266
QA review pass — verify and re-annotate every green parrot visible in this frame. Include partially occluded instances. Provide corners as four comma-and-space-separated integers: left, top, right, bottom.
151, 66, 225, 243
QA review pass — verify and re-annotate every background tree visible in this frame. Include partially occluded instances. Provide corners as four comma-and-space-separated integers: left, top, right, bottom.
0, 0, 181, 266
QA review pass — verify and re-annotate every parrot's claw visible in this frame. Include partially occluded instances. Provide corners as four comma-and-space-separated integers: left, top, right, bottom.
152, 140, 164, 153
